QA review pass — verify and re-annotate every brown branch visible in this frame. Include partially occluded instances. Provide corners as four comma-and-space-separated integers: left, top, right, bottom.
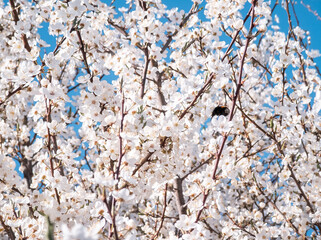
173, 177, 187, 216
141, 47, 150, 98
76, 30, 93, 82
103, 191, 119, 240
53, 37, 66, 55
290, 1, 300, 26
9, 0, 31, 52
45, 98, 61, 205
0, 215, 15, 240
251, 57, 272, 76
226, 213, 255, 237
288, 165, 315, 214
179, 73, 215, 120
143, 57, 167, 106
0, 85, 25, 107
152, 184, 168, 240
211, 134, 229, 180
181, 154, 215, 180
105, 91, 126, 240
138, 0, 148, 11
212, 0, 257, 180
153, 65, 167, 106
222, 5, 253, 61
289, 164, 321, 231
115, 92, 125, 180
285, 0, 295, 40
132, 151, 153, 176
161, 3, 201, 54
196, 189, 209, 222
107, 19, 129, 37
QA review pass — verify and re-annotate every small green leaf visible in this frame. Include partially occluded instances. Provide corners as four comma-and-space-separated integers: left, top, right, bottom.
46, 216, 55, 240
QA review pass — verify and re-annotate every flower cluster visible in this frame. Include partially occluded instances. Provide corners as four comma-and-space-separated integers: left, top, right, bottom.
0, 0, 320, 239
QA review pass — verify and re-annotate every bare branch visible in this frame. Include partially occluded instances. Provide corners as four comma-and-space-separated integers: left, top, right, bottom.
141, 47, 150, 99
173, 177, 187, 216
152, 184, 168, 239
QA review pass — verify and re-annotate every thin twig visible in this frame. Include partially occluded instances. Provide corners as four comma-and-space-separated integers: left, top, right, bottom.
0, 85, 25, 107
152, 184, 168, 239
181, 155, 215, 180
132, 151, 153, 176
226, 213, 255, 237
76, 31, 93, 82
53, 37, 66, 55
222, 5, 253, 61
103, 190, 119, 240
161, 3, 201, 54
115, 92, 125, 180
179, 73, 215, 120
107, 19, 129, 37
141, 47, 150, 98
9, 0, 31, 52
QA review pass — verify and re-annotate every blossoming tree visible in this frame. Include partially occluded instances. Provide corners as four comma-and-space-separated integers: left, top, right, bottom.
0, 0, 320, 239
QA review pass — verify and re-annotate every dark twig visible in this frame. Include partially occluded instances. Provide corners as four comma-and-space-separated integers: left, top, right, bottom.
173, 177, 187, 216
141, 47, 150, 98
288, 165, 314, 212
115, 92, 125, 180
103, 191, 119, 240
76, 31, 93, 82
213, 0, 257, 179
179, 73, 215, 120
290, 1, 300, 26
45, 98, 61, 205
181, 155, 215, 180
0, 85, 25, 107
222, 5, 253, 61
154, 68, 167, 106
132, 151, 153, 176
161, 3, 201, 54
107, 19, 129, 37
53, 37, 66, 55
226, 213, 255, 237
152, 184, 168, 239
0, 216, 15, 240
9, 0, 31, 52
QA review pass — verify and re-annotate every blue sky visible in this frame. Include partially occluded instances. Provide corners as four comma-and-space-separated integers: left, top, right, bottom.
24, 0, 321, 68
106, 0, 321, 67
162, 0, 321, 61
3, 0, 321, 54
